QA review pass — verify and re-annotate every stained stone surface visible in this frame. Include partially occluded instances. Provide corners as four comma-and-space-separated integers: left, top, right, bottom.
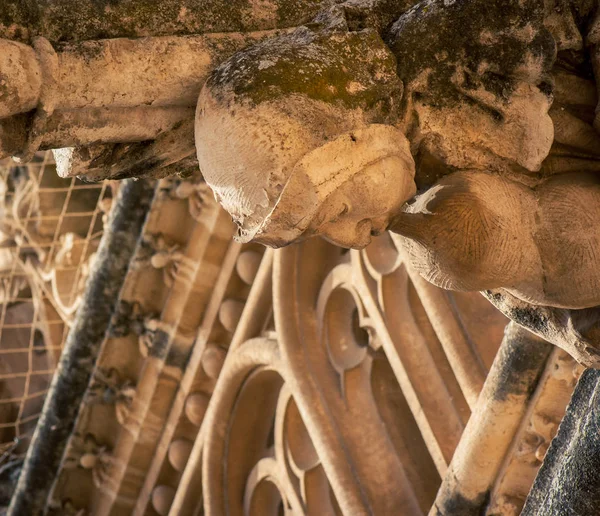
0, 0, 323, 42
523, 369, 600, 515
1, 1, 600, 515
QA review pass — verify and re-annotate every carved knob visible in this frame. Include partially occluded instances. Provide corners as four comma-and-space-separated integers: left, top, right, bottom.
0, 40, 42, 119
79, 453, 98, 470
184, 392, 210, 426
219, 299, 244, 333
201, 345, 227, 380
151, 485, 176, 516
236, 250, 262, 285
168, 439, 194, 472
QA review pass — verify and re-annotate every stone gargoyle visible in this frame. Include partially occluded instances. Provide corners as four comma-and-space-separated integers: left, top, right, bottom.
194, 0, 600, 366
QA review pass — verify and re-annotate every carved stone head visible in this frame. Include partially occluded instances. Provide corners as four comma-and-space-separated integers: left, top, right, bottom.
195, 26, 416, 248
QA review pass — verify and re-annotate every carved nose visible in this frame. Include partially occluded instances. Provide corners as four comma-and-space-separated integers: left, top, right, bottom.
370, 216, 389, 236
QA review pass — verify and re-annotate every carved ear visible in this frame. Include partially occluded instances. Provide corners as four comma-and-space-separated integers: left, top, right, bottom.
393, 171, 541, 293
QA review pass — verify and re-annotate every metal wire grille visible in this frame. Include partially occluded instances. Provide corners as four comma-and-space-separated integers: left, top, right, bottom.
0, 153, 111, 502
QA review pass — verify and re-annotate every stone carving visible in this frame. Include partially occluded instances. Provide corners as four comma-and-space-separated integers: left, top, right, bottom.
134, 233, 186, 288
483, 348, 584, 514
61, 432, 120, 490
195, 22, 410, 248
170, 237, 569, 515
194, 0, 600, 365
0, 29, 294, 180
37, 174, 246, 515
2, 3, 597, 511
5, 214, 571, 516
1, 1, 598, 362
86, 368, 136, 426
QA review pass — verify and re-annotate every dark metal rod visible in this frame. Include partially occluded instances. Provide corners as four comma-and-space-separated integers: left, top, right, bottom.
7, 178, 155, 516
523, 368, 600, 516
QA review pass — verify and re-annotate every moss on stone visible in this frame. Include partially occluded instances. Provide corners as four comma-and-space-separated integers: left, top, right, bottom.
386, 0, 556, 109
207, 25, 403, 121
0, 0, 322, 43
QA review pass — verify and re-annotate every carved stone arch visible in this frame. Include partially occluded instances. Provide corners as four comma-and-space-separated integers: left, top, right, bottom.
176, 233, 564, 516
202, 338, 305, 516
274, 239, 426, 514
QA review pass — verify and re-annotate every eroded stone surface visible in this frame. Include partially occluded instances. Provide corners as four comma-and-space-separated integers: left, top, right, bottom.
193, 0, 600, 364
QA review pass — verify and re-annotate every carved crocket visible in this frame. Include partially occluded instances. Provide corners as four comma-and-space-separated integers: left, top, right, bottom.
194, 0, 600, 365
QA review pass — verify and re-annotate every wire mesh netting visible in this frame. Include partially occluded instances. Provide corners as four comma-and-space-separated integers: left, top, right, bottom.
0, 152, 113, 506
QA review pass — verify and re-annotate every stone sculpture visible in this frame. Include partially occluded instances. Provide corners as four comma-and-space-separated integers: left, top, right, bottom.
194, 0, 600, 365
3, 2, 599, 515
0, 0, 599, 363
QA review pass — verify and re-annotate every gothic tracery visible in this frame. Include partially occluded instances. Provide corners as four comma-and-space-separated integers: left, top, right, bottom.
1, 1, 600, 515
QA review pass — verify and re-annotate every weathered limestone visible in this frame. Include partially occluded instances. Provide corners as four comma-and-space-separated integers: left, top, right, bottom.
54, 119, 197, 181
393, 171, 600, 309
3, 0, 597, 329
193, 0, 600, 365
0, 0, 323, 43
483, 289, 600, 368
0, 31, 293, 165
431, 323, 551, 515
3, 1, 600, 515
195, 23, 408, 246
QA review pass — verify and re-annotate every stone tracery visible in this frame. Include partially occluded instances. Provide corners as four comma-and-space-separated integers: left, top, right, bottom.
2, 0, 600, 514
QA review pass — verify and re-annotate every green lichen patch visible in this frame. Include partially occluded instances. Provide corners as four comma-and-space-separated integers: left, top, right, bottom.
386, 0, 556, 109
207, 25, 403, 122
0, 0, 323, 44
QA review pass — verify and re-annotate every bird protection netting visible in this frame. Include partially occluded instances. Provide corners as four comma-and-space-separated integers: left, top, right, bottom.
0, 153, 112, 506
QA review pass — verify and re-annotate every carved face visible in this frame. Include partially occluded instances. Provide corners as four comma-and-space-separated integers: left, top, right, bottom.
196, 89, 417, 248
195, 24, 408, 248
301, 154, 417, 249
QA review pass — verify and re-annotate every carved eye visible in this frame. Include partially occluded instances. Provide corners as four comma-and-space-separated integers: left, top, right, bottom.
339, 203, 349, 217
